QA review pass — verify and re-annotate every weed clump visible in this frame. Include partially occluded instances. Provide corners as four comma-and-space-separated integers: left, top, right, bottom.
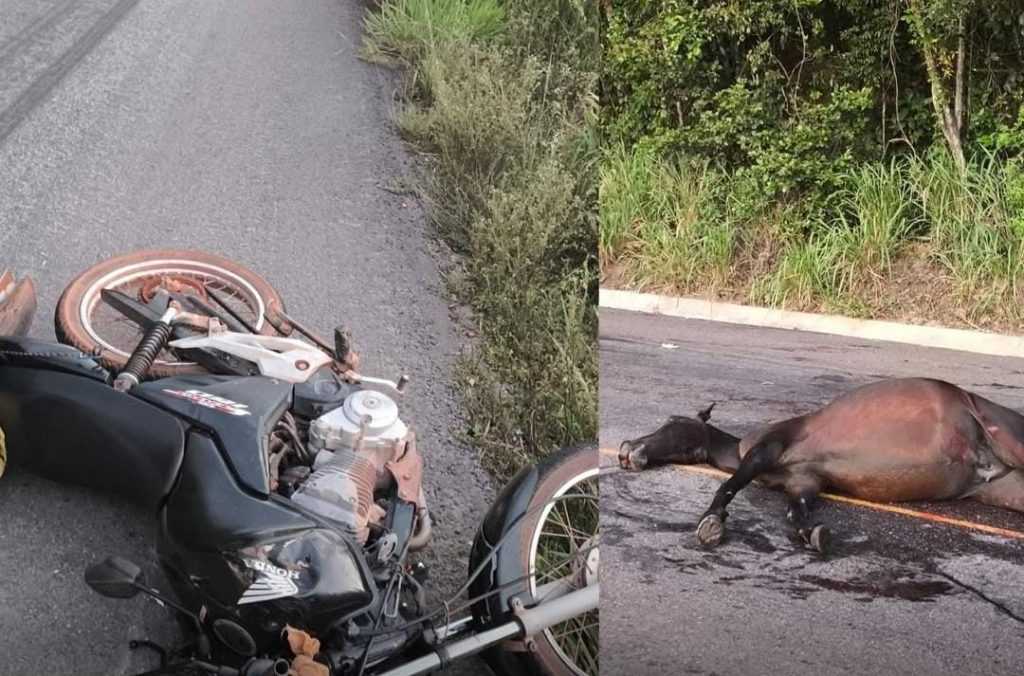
364, 0, 597, 478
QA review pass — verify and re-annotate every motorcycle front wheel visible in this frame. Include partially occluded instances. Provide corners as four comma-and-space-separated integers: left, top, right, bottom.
55, 249, 285, 378
471, 444, 599, 676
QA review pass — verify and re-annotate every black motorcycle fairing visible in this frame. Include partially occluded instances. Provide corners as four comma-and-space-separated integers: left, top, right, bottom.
467, 444, 597, 676
161, 433, 314, 553
0, 336, 108, 381
134, 375, 293, 496
0, 365, 185, 511
159, 432, 376, 649
466, 451, 560, 676
467, 461, 540, 619
292, 367, 355, 419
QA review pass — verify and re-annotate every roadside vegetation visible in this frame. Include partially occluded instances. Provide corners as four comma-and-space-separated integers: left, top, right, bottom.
602, 1, 1024, 330
363, 0, 599, 479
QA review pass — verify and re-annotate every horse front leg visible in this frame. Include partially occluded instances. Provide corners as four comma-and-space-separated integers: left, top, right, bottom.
696, 439, 784, 548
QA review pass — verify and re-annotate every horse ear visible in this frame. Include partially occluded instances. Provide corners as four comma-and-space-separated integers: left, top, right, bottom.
697, 402, 716, 422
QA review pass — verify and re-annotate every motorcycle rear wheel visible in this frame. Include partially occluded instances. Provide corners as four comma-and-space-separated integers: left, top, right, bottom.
55, 249, 284, 378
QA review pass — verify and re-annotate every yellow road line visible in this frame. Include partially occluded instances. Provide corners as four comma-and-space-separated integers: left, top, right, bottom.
599, 447, 1024, 541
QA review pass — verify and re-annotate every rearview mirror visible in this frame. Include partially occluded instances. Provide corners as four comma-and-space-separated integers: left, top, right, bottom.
84, 556, 145, 599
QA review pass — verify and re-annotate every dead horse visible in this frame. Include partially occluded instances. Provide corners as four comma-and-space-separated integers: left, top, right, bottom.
617, 378, 1024, 554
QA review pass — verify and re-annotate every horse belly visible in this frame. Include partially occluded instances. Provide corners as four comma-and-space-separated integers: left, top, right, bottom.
787, 414, 978, 502
818, 457, 974, 502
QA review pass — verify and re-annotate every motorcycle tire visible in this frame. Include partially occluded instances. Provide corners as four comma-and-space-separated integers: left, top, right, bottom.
55, 249, 285, 378
471, 444, 599, 676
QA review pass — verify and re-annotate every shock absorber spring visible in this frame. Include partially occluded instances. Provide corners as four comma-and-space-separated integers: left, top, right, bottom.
113, 307, 178, 391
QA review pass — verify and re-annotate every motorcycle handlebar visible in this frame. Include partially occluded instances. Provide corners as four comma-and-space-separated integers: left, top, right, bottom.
374, 584, 600, 676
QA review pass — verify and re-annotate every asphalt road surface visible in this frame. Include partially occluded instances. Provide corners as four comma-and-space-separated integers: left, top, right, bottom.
600, 308, 1024, 676
0, 2, 493, 674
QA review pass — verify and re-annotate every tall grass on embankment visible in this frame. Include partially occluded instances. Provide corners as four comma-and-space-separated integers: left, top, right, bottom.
363, 0, 598, 480
601, 147, 1024, 330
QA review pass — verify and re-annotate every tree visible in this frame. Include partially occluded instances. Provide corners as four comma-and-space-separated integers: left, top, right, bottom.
906, 0, 971, 172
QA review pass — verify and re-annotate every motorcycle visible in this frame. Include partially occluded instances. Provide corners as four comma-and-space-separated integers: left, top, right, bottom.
0, 250, 598, 676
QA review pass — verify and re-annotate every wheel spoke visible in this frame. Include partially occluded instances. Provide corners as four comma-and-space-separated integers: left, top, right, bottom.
529, 473, 598, 676
82, 262, 266, 366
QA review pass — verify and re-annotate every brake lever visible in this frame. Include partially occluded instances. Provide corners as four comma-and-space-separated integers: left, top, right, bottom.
341, 371, 410, 395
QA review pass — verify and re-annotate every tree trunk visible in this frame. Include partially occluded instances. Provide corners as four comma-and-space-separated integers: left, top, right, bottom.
909, 1, 968, 173
954, 15, 966, 131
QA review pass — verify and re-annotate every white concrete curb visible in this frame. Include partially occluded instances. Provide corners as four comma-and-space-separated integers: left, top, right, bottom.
599, 287, 1024, 359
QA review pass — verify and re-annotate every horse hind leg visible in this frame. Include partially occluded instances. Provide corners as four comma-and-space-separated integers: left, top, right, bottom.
696, 439, 784, 548
784, 475, 830, 555
969, 469, 1024, 513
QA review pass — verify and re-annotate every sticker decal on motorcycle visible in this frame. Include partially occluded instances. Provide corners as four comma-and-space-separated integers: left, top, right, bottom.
237, 558, 300, 605
162, 389, 251, 416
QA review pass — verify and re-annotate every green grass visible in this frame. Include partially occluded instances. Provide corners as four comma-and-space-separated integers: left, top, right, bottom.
600, 145, 737, 289
604, 145, 1024, 326
598, 144, 658, 261
910, 151, 1024, 292
832, 160, 919, 272
756, 160, 918, 309
363, 0, 504, 62
364, 0, 597, 479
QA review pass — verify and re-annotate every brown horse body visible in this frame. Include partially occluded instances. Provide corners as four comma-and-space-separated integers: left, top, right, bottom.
618, 378, 1024, 553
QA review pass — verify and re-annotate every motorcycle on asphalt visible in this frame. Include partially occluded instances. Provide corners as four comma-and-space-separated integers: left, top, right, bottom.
0, 250, 598, 676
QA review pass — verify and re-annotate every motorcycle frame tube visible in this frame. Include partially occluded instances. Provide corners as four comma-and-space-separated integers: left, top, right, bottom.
375, 584, 599, 676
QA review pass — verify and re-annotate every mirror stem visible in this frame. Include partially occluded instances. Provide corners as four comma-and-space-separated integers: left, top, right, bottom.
136, 583, 211, 658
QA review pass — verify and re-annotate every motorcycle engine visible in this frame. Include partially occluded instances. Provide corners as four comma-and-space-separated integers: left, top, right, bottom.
290, 388, 408, 543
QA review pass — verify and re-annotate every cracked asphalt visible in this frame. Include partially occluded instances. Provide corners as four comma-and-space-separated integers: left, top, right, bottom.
0, 1, 492, 674
600, 308, 1024, 676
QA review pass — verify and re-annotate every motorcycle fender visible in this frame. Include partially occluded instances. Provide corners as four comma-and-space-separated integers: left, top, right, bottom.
467, 463, 544, 622
467, 453, 570, 676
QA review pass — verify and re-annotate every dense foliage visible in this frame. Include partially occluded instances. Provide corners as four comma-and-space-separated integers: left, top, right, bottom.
604, 0, 1024, 196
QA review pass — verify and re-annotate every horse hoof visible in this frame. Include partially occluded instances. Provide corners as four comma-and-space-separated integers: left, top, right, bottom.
696, 513, 724, 548
809, 525, 830, 554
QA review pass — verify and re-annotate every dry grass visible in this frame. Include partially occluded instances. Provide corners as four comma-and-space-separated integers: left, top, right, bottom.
364, 0, 598, 480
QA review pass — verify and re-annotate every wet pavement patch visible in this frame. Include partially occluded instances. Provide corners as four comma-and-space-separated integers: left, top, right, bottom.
797, 573, 955, 602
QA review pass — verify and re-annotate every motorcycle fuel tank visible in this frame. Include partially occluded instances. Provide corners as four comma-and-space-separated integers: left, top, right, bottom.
134, 374, 293, 496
